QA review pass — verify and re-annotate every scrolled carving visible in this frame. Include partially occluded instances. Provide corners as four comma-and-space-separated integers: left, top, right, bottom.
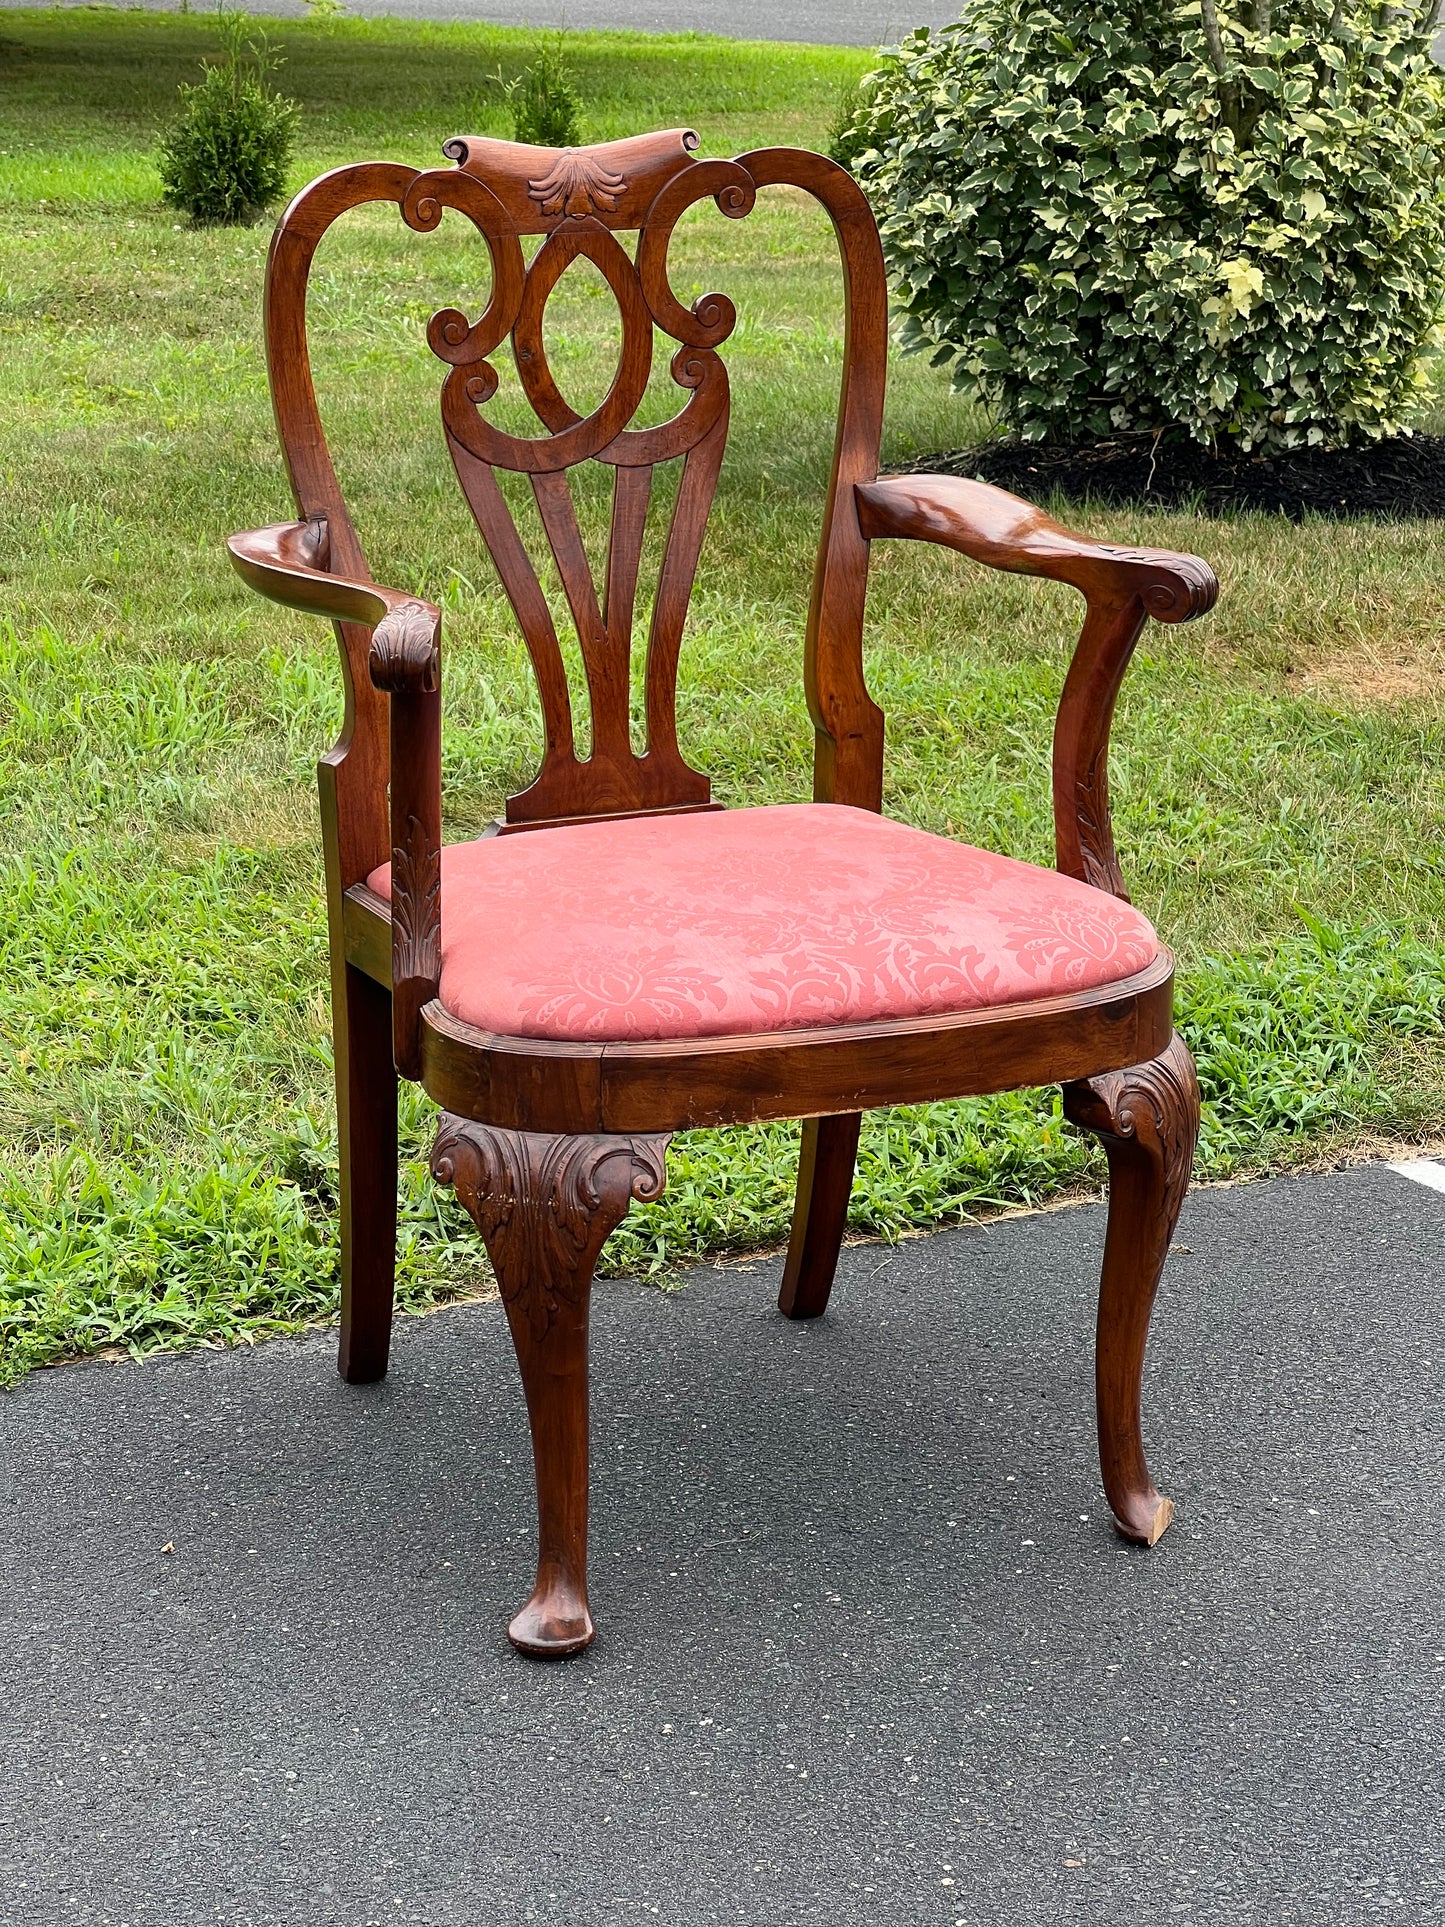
1141, 554, 1218, 623
430, 306, 476, 355
445, 222, 655, 473
1063, 1032, 1200, 1235
401, 167, 526, 373
349, 140, 765, 825
401, 179, 444, 232
670, 344, 717, 392
388, 809, 441, 988
368, 600, 439, 693
592, 345, 729, 470
635, 159, 755, 349
431, 1120, 670, 1343
1096, 548, 1219, 624
417, 147, 752, 482
687, 291, 736, 341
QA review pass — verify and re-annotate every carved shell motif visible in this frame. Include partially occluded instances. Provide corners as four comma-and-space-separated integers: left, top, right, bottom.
528, 152, 627, 220
431, 1118, 669, 1344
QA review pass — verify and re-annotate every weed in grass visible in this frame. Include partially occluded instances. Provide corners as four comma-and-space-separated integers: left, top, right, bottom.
0, 13, 1442, 1382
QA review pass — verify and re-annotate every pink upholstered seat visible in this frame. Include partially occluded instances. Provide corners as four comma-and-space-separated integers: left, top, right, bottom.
367, 803, 1159, 1044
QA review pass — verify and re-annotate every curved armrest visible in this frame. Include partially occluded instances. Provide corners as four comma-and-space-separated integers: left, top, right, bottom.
226, 519, 441, 680
227, 518, 441, 1078
854, 474, 1217, 622
855, 473, 1218, 901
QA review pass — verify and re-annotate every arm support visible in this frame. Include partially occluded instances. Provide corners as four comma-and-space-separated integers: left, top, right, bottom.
855, 474, 1217, 900
227, 519, 441, 1078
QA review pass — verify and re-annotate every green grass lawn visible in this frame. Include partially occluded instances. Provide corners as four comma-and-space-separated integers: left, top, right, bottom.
2, 9, 1443, 1382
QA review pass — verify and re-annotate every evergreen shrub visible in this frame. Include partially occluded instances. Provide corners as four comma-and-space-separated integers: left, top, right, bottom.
844, 0, 1445, 450
157, 10, 298, 227
506, 40, 582, 148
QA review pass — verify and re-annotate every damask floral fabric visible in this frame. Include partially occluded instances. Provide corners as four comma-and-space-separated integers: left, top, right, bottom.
367, 804, 1159, 1042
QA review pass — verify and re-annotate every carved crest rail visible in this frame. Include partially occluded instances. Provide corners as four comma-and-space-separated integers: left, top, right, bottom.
263, 132, 886, 833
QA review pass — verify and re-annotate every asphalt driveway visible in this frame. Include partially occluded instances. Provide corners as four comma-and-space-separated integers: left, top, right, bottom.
8, 0, 1443, 54
0, 0, 955, 46
2, 1159, 1441, 1924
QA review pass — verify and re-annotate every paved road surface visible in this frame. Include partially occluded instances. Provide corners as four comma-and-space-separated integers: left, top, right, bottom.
4, 0, 1440, 55
0, 0, 950, 43
7, 1, 1438, 56
2, 1159, 1441, 1924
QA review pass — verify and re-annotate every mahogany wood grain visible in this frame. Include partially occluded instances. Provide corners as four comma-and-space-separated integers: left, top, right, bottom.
445, 128, 701, 235
430, 1118, 669, 1654
733, 150, 889, 1254
414, 950, 1176, 1135
368, 604, 442, 1078
227, 525, 445, 1079
1063, 1033, 1201, 1545
779, 1113, 863, 1319
332, 960, 398, 1383
319, 731, 393, 1383
339, 882, 392, 982
742, 148, 887, 815
261, 162, 420, 904
855, 474, 1218, 900
230, 129, 1221, 1654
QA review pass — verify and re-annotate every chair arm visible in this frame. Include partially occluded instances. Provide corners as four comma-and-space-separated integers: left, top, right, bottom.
227, 518, 441, 1078
226, 519, 441, 664
854, 473, 1216, 620
854, 473, 1218, 901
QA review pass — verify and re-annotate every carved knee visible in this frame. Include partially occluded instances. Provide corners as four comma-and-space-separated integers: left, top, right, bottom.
430, 1118, 668, 1655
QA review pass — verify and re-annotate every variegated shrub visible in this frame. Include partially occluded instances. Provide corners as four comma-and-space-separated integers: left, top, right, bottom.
841, 0, 1445, 450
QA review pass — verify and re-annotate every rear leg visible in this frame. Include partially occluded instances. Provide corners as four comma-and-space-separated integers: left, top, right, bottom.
334, 961, 398, 1385
778, 1113, 861, 1319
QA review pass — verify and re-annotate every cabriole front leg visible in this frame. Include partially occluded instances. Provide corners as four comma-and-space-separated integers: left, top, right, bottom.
1063, 1032, 1200, 1547
430, 1118, 669, 1658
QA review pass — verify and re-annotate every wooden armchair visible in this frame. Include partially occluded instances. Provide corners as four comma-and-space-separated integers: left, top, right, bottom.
228, 131, 1216, 1658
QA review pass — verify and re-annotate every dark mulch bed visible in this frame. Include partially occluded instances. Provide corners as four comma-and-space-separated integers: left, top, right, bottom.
895, 432, 1445, 520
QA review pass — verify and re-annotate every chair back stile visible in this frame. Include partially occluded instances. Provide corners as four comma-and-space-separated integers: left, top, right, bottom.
259, 132, 890, 892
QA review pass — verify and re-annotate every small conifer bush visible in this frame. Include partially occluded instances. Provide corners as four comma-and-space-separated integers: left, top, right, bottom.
506, 40, 582, 148
843, 0, 1445, 451
157, 10, 299, 226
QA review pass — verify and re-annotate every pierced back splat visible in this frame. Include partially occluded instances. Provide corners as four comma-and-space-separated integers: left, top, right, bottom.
264, 130, 887, 848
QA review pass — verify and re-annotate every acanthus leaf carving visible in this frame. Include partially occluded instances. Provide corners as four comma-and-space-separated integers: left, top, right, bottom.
369, 600, 440, 694
1062, 1032, 1200, 1237
431, 1119, 670, 1343
389, 810, 441, 988
1073, 740, 1128, 901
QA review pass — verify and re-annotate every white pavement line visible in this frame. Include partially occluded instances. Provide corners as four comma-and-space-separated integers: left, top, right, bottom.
1386, 1158, 1445, 1196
